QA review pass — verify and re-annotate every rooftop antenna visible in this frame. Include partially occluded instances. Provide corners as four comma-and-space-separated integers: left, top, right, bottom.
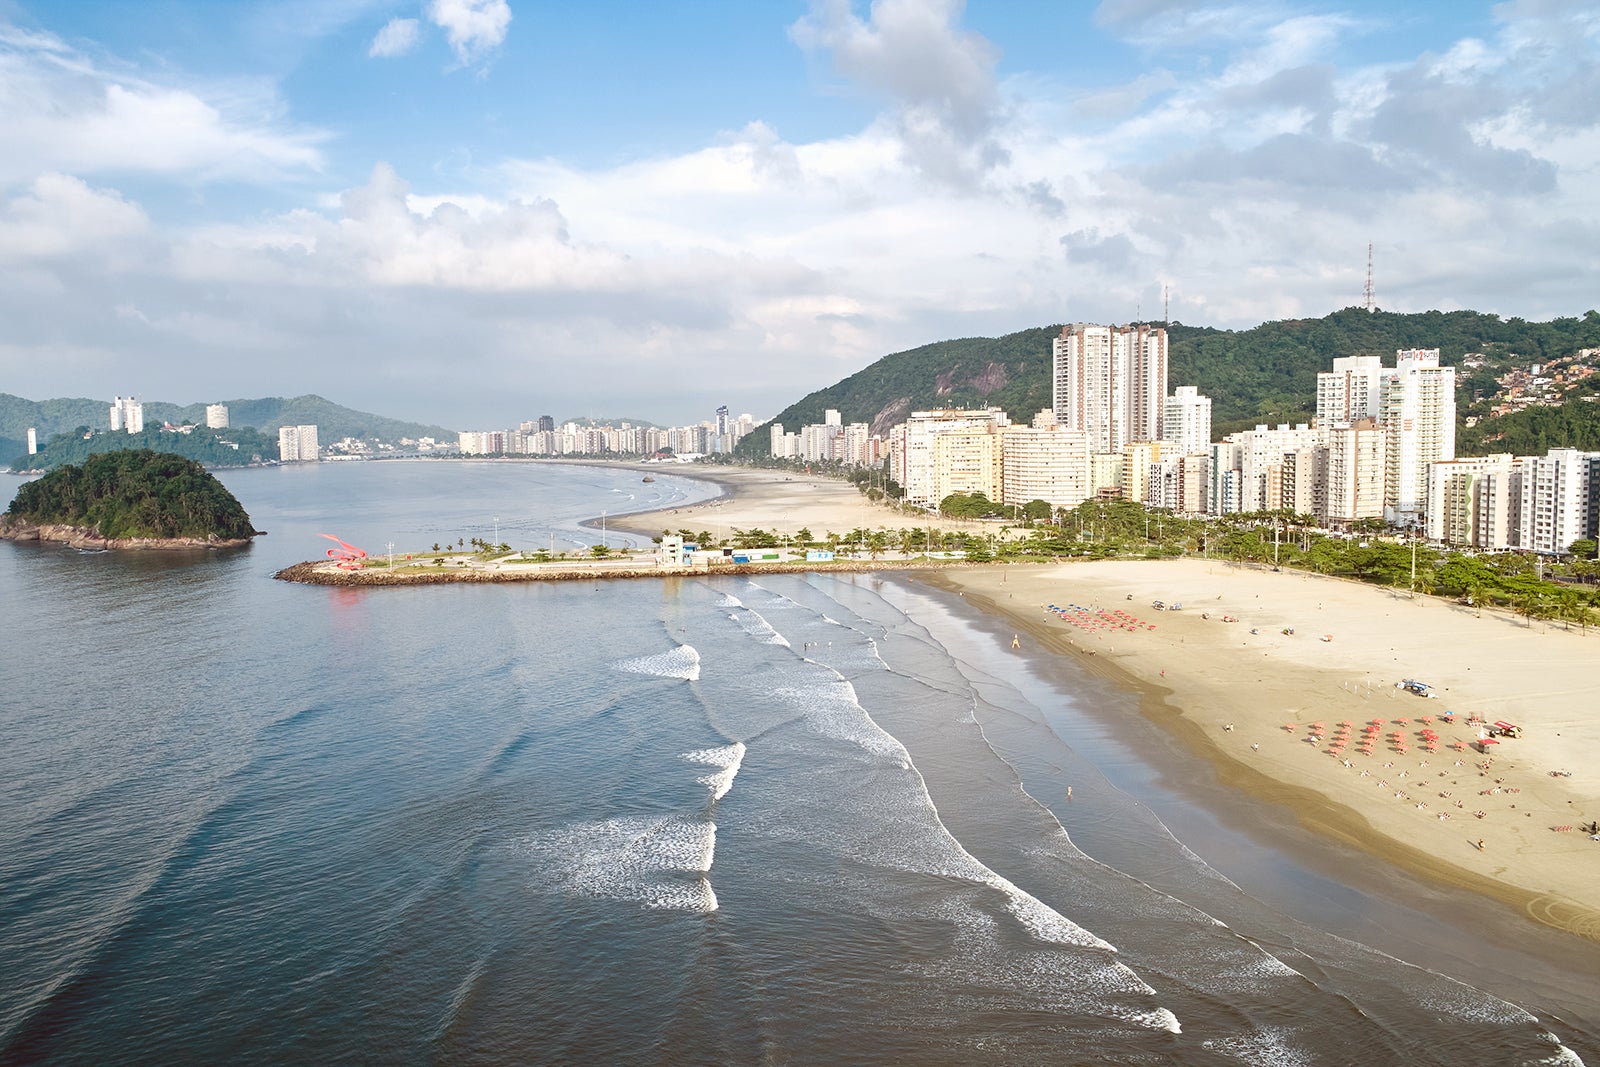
1364, 242, 1375, 313
1163, 284, 1170, 325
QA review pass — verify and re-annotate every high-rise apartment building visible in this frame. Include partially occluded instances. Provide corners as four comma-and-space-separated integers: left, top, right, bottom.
1516, 448, 1593, 555
110, 396, 144, 434
1324, 419, 1387, 526
206, 404, 229, 429
278, 424, 320, 462
1052, 324, 1167, 452
1150, 453, 1210, 514
999, 412, 1092, 513
1424, 456, 1516, 546
1208, 424, 1321, 514
1316, 355, 1385, 426
1162, 386, 1212, 456
1382, 349, 1456, 525
896, 408, 1011, 509
931, 427, 1003, 506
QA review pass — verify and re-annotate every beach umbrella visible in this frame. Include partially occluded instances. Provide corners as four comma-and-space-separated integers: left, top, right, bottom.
1340, 719, 1355, 726
1419, 716, 1432, 725
1395, 717, 1410, 726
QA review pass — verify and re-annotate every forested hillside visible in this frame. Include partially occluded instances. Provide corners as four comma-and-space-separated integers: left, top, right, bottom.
13, 427, 278, 472
3, 451, 258, 541
0, 393, 455, 449
738, 308, 1600, 458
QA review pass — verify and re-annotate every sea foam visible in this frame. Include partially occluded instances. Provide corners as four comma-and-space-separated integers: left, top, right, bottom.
522, 814, 719, 913
613, 644, 701, 681
683, 742, 746, 802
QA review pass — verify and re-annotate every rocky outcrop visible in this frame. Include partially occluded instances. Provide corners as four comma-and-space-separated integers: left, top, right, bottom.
0, 518, 254, 550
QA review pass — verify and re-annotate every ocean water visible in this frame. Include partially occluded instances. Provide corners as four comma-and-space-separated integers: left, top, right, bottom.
2, 461, 1597, 1065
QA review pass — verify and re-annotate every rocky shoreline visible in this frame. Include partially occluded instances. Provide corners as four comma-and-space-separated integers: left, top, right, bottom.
0, 520, 257, 551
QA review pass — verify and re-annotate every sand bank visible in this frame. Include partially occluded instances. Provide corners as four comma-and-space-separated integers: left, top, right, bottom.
937, 558, 1600, 942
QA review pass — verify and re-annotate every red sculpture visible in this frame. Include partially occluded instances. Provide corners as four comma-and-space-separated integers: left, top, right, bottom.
319, 533, 368, 570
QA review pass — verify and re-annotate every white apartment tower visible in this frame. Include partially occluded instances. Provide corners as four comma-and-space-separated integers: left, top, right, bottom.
1000, 412, 1092, 513
1052, 324, 1167, 452
278, 424, 320, 462
1517, 448, 1593, 555
1383, 349, 1456, 525
1425, 455, 1516, 546
1324, 419, 1387, 526
1162, 385, 1212, 456
897, 408, 1011, 509
1316, 355, 1385, 426
110, 396, 144, 434
206, 404, 229, 429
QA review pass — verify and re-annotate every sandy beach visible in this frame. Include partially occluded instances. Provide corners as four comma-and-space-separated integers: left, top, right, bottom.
619, 464, 1600, 944
606, 463, 993, 541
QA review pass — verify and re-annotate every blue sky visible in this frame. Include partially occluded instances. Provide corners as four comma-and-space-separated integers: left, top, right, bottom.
1, 1, 1595, 428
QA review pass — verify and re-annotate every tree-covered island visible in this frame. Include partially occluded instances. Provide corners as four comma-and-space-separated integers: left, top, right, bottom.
1, 450, 260, 549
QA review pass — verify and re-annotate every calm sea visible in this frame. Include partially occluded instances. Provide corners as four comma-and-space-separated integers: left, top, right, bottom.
2, 460, 1597, 1065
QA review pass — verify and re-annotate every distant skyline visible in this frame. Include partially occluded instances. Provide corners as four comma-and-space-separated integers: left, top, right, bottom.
1, 1, 1595, 428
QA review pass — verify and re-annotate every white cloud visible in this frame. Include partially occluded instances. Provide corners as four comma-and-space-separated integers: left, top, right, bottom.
0, 23, 326, 185
368, 17, 422, 58
426, 0, 512, 65
790, 0, 1008, 187
0, 4, 1598, 427
0, 173, 148, 259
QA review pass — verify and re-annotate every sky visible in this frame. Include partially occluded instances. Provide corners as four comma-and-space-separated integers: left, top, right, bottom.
1, 0, 1596, 429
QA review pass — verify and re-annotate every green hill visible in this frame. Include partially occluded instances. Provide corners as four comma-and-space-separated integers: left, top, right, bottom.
4, 394, 459, 471
736, 308, 1600, 458
0, 393, 456, 448
2, 450, 259, 541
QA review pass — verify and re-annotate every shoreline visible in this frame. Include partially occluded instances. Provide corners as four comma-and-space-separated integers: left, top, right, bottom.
610, 464, 1600, 951
271, 461, 1600, 951
0, 520, 257, 550
927, 559, 1600, 946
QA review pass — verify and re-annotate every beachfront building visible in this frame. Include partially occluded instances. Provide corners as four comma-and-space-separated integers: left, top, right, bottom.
279, 424, 320, 462
1323, 419, 1387, 526
1120, 441, 1165, 504
1206, 424, 1322, 515
1424, 455, 1516, 546
206, 404, 229, 429
1383, 349, 1456, 526
1316, 355, 1385, 426
109, 396, 144, 434
895, 408, 1011, 509
1162, 386, 1212, 456
1089, 451, 1125, 500
1282, 446, 1326, 520
931, 426, 1004, 506
998, 412, 1092, 513
1516, 448, 1595, 554
770, 423, 800, 459
1150, 452, 1210, 514
1051, 324, 1167, 452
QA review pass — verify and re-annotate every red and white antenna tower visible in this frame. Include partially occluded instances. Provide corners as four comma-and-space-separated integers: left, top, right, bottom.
1364, 243, 1375, 313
